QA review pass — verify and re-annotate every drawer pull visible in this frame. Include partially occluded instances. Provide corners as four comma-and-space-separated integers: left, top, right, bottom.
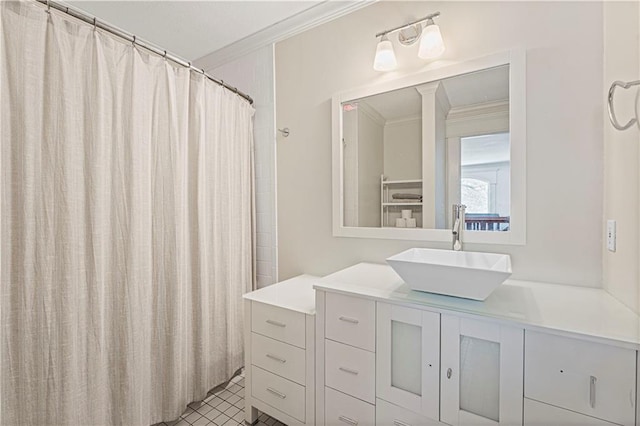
339, 366, 359, 375
266, 387, 287, 399
265, 353, 286, 363
590, 375, 597, 408
393, 421, 412, 426
447, 368, 452, 379
339, 316, 359, 324
338, 415, 359, 426
266, 319, 286, 328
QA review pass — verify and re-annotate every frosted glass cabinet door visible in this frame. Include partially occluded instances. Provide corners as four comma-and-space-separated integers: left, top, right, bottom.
376, 302, 440, 420
440, 315, 524, 426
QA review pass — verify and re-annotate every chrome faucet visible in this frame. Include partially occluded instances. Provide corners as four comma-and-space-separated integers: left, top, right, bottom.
452, 204, 467, 251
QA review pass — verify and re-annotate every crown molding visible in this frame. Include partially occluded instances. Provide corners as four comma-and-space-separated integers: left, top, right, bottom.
358, 102, 386, 127
447, 100, 509, 122
385, 115, 421, 126
194, 0, 376, 71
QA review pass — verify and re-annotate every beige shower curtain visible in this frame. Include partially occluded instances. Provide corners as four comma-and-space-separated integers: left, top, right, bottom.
0, 2, 255, 425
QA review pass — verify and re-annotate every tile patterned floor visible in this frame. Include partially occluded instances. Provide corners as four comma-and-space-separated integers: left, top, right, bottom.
154, 371, 284, 426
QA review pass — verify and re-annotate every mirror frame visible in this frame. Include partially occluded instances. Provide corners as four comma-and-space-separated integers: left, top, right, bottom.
332, 50, 526, 245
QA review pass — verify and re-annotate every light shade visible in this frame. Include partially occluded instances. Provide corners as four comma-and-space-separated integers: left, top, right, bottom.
373, 35, 397, 71
418, 21, 445, 59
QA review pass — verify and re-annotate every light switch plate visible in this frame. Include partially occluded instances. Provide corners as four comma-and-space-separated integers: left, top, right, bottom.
607, 220, 616, 252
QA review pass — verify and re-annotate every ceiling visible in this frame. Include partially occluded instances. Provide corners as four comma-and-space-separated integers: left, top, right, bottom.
68, 1, 323, 61
354, 64, 509, 122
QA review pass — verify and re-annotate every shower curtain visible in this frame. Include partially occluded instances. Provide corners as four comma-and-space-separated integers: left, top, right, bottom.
0, 2, 255, 425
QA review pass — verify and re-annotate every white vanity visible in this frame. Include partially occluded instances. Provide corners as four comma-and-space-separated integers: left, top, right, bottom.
242, 261, 640, 426
243, 275, 318, 426
314, 262, 640, 426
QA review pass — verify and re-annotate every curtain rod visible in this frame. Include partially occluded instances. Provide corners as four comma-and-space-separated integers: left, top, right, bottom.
35, 0, 254, 105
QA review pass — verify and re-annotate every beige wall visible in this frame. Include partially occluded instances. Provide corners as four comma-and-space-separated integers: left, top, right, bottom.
276, 1, 604, 286
603, 2, 640, 313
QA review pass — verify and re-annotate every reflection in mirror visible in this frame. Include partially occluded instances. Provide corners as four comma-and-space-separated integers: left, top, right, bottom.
341, 65, 510, 231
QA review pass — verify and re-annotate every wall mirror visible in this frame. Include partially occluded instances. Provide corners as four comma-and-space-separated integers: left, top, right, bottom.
332, 51, 526, 244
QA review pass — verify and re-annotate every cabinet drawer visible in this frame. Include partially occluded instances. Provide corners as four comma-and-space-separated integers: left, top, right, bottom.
326, 339, 376, 404
524, 398, 617, 426
251, 366, 306, 422
252, 301, 306, 348
376, 398, 440, 426
326, 387, 375, 426
251, 332, 306, 385
326, 292, 375, 352
525, 331, 636, 426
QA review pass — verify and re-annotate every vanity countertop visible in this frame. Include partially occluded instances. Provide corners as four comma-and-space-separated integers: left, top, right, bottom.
243, 274, 319, 315
314, 262, 640, 350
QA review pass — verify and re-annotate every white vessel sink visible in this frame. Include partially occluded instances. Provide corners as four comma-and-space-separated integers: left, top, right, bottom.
386, 248, 512, 300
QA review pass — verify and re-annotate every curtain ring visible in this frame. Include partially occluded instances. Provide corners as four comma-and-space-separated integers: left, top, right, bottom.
46, 0, 51, 13
93, 17, 97, 31
131, 35, 136, 47
163, 50, 167, 60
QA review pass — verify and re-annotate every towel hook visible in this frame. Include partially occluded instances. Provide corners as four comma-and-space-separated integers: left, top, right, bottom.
278, 128, 290, 137
608, 80, 640, 131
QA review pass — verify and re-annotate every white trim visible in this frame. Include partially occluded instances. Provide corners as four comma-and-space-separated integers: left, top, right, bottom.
447, 100, 509, 122
385, 115, 421, 126
194, 1, 376, 71
332, 49, 527, 245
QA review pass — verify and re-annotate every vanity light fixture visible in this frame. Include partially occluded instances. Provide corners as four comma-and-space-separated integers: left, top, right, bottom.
373, 12, 445, 71
373, 34, 397, 71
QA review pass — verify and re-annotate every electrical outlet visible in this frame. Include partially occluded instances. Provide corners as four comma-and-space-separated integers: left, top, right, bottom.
607, 220, 616, 252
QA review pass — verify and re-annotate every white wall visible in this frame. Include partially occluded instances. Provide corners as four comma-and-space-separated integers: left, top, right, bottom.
383, 118, 422, 180
602, 2, 640, 313
343, 109, 358, 227
357, 109, 384, 227
276, 1, 604, 286
211, 45, 278, 288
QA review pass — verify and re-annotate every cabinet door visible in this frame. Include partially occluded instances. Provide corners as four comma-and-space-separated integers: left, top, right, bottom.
441, 315, 523, 426
376, 302, 440, 420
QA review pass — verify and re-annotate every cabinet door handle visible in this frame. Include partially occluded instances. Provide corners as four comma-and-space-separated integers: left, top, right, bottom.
339, 316, 359, 324
394, 420, 412, 426
266, 353, 286, 363
447, 368, 452, 379
338, 415, 358, 426
266, 387, 287, 399
339, 366, 359, 375
590, 375, 597, 408
266, 319, 286, 328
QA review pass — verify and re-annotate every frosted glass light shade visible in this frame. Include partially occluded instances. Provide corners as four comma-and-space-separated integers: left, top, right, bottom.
373, 36, 397, 71
418, 22, 445, 59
